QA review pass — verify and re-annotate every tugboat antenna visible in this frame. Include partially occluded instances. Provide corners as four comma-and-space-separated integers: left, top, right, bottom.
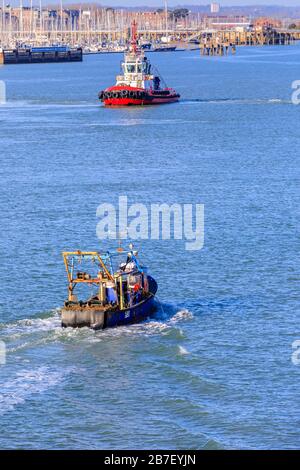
131, 20, 138, 53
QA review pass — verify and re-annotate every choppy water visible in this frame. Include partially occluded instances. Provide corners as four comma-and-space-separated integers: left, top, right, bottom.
0, 46, 300, 449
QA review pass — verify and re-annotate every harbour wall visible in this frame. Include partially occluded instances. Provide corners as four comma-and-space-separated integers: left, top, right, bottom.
0, 48, 83, 65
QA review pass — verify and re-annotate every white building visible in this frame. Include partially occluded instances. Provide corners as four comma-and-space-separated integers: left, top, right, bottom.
211, 3, 220, 14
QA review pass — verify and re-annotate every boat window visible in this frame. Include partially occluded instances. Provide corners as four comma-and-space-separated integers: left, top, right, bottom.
128, 274, 142, 288
126, 64, 135, 73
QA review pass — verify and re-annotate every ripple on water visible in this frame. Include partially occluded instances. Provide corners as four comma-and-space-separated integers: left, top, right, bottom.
0, 366, 74, 416
0, 306, 194, 353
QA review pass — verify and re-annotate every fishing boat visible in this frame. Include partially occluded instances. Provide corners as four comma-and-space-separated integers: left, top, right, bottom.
98, 22, 180, 107
152, 45, 177, 52
61, 245, 158, 330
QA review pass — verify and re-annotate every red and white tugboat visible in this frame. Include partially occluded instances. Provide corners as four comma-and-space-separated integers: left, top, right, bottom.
98, 22, 180, 107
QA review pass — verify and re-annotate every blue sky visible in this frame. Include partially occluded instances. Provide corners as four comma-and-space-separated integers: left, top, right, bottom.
96, 1, 300, 6
14, 1, 300, 7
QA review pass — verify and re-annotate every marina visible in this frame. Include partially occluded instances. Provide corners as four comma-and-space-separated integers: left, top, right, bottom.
0, 4, 299, 58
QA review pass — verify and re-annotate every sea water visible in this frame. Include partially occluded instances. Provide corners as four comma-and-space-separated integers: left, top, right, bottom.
0, 45, 299, 449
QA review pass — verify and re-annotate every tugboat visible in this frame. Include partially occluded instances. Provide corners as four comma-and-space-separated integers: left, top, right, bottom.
98, 22, 180, 107
61, 245, 158, 330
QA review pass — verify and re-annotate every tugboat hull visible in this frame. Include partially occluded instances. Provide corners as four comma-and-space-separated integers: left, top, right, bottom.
99, 87, 180, 107
104, 96, 179, 107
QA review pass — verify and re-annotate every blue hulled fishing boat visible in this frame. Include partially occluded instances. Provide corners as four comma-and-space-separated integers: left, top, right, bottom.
61, 245, 158, 330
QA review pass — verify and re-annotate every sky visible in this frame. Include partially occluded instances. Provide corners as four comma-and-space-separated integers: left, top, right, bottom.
11, 1, 300, 7
97, 1, 300, 6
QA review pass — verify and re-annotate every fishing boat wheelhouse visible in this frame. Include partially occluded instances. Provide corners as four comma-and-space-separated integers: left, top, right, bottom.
61, 246, 158, 330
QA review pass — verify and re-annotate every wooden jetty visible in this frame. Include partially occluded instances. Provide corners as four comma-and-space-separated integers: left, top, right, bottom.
191, 28, 298, 56
197, 29, 296, 47
199, 42, 237, 56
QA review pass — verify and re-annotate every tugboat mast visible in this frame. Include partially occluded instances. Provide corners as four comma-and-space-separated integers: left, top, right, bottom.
130, 20, 138, 53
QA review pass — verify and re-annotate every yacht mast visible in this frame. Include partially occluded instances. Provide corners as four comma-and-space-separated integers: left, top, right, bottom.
39, 0, 43, 37
20, 0, 23, 40
60, 0, 63, 37
164, 0, 168, 39
30, 0, 33, 39
2, 0, 5, 44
